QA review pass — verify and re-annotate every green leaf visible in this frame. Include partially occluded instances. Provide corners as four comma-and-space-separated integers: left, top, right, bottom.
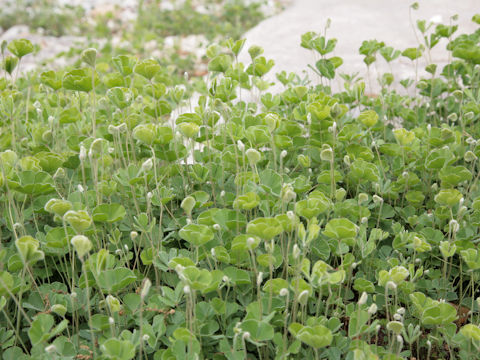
358, 110, 378, 128
323, 218, 358, 243
63, 210, 92, 232
240, 319, 274, 342
353, 278, 375, 293
7, 39, 34, 58
247, 217, 283, 240
460, 324, 480, 341
97, 267, 137, 293
0, 271, 14, 297
179, 224, 214, 246
15, 236, 44, 266
182, 266, 212, 290
208, 54, 232, 73
93, 203, 126, 223
289, 323, 333, 348
402, 46, 423, 61
295, 191, 332, 219
315, 59, 335, 79
434, 189, 463, 207
350, 159, 380, 183
28, 314, 54, 345
8, 170, 55, 195
263, 278, 288, 295
100, 338, 136, 360
63, 68, 99, 92
421, 303, 457, 325
134, 59, 161, 80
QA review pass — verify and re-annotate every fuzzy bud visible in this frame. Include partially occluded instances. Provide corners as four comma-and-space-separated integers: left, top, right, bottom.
373, 195, 383, 204
320, 146, 334, 162
237, 140, 245, 152
335, 188, 346, 201
257, 272, 263, 287
141, 278, 152, 300
246, 148, 261, 165
449, 219, 459, 233
298, 290, 309, 305
281, 183, 296, 203
79, 145, 87, 162
45, 345, 57, 354
358, 292, 368, 305
292, 244, 300, 260
106, 295, 121, 313
464, 150, 478, 162
393, 313, 403, 321
51, 304, 67, 317
358, 193, 369, 204
447, 113, 458, 122
141, 158, 153, 172
71, 235, 92, 259
387, 281, 397, 290
368, 303, 378, 315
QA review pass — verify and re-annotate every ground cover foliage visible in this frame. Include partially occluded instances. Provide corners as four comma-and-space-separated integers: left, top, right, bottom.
1, 3, 480, 359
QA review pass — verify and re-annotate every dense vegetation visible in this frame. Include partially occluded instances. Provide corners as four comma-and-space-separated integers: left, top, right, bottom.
1, 2, 480, 359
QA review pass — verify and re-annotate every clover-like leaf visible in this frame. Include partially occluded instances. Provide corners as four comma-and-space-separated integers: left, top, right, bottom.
421, 303, 457, 325
181, 266, 212, 290
93, 203, 126, 223
393, 128, 416, 146
323, 218, 358, 242
246, 217, 283, 240
461, 249, 480, 270
15, 236, 44, 266
100, 338, 136, 360
434, 189, 463, 207
350, 159, 380, 183
28, 314, 54, 346
97, 267, 137, 293
7, 39, 34, 58
40, 70, 62, 90
112, 54, 136, 76
63, 210, 92, 232
63, 68, 99, 92
134, 59, 161, 80
0, 271, 14, 297
44, 198, 72, 216
240, 319, 274, 342
8, 170, 55, 195
289, 323, 332, 349
460, 324, 480, 341
233, 192, 260, 211
179, 224, 214, 247
295, 191, 331, 219
208, 54, 232, 73
263, 278, 289, 295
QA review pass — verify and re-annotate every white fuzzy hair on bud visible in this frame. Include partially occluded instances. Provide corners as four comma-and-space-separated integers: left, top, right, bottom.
358, 292, 368, 305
